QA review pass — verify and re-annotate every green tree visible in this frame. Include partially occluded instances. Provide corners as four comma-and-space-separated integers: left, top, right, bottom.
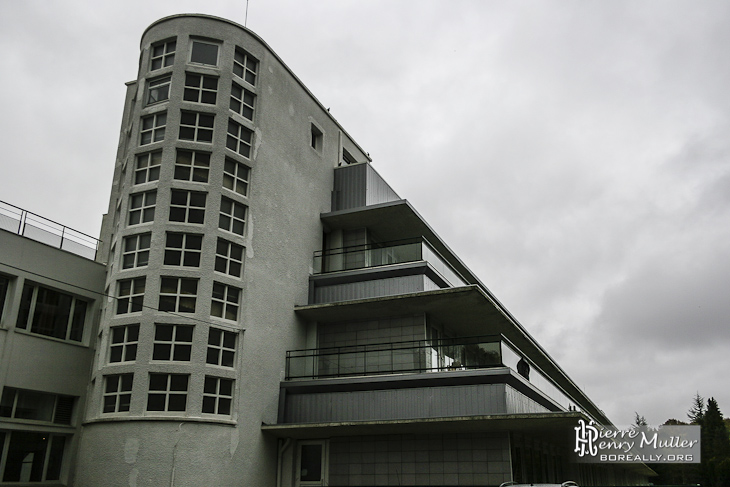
688, 392, 705, 424
700, 397, 730, 486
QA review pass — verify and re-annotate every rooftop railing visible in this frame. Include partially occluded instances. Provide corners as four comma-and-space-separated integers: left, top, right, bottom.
313, 237, 468, 287
0, 200, 100, 261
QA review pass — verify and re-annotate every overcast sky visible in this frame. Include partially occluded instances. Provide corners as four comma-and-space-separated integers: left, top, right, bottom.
1, 0, 729, 427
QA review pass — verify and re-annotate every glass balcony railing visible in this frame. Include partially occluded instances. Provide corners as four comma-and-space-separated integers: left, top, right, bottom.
286, 335, 504, 380
313, 238, 468, 287
0, 200, 99, 260
285, 335, 578, 413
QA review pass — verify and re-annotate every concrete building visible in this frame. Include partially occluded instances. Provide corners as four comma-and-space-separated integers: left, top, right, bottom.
0, 13, 652, 487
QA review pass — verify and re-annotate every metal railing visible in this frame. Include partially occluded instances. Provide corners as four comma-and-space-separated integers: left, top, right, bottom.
286, 335, 503, 380
0, 200, 100, 261
313, 237, 468, 287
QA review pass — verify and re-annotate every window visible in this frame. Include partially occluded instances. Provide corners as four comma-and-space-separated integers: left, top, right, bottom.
116, 277, 145, 314
102, 374, 133, 413
109, 324, 139, 363
341, 148, 356, 166
189, 40, 219, 66
122, 233, 151, 269
311, 124, 323, 151
202, 377, 233, 415
215, 238, 244, 278
207, 328, 237, 367
0, 275, 9, 321
146, 75, 171, 105
219, 196, 247, 236
16, 283, 87, 342
179, 111, 214, 143
158, 277, 197, 313
211, 282, 240, 321
128, 190, 156, 225
174, 149, 210, 182
183, 73, 218, 104
147, 373, 188, 412
134, 151, 161, 184
223, 158, 250, 196
297, 441, 326, 484
140, 112, 166, 145
230, 82, 255, 120
233, 48, 258, 85
164, 232, 203, 267
0, 388, 74, 425
169, 189, 206, 224
226, 119, 253, 157
150, 39, 176, 70
153, 324, 193, 361
0, 431, 66, 482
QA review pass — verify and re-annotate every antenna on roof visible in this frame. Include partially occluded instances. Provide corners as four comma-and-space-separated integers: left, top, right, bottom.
245, 0, 250, 27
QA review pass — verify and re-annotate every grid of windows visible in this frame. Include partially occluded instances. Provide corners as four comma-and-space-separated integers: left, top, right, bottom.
140, 112, 166, 145
134, 151, 161, 184
116, 277, 145, 314
122, 233, 151, 269
202, 377, 233, 415
219, 197, 247, 236
211, 282, 240, 321
0, 431, 66, 481
226, 119, 253, 157
150, 39, 176, 70
179, 111, 214, 143
223, 158, 250, 196
230, 83, 255, 120
16, 283, 87, 342
183, 73, 218, 104
146, 75, 171, 105
207, 328, 236, 367
153, 324, 193, 361
147, 373, 188, 412
233, 48, 258, 85
215, 238, 244, 278
0, 388, 74, 425
158, 277, 197, 313
174, 149, 210, 182
128, 190, 156, 225
190, 40, 219, 66
103, 374, 133, 413
109, 324, 139, 363
164, 232, 203, 267
169, 189, 206, 224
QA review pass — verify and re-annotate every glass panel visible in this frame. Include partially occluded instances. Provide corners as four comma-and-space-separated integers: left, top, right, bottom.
191, 41, 218, 65
300, 444, 323, 482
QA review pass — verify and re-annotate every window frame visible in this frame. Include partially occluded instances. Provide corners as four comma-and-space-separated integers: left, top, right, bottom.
215, 238, 244, 278
128, 190, 156, 226
140, 112, 167, 145
102, 373, 133, 413
222, 158, 250, 197
147, 373, 189, 412
150, 39, 176, 71
230, 82, 255, 121
116, 277, 146, 315
211, 282, 241, 321
146, 75, 172, 106
218, 196, 247, 236
152, 324, 194, 362
202, 376, 234, 415
179, 111, 215, 143
134, 151, 162, 185
169, 189, 207, 224
233, 48, 258, 86
109, 324, 139, 363
163, 232, 203, 268
189, 40, 220, 67
0, 387, 75, 425
158, 277, 198, 314
174, 149, 211, 183
183, 73, 218, 105
0, 430, 67, 481
226, 119, 253, 158
122, 233, 151, 269
206, 328, 237, 367
16, 283, 87, 342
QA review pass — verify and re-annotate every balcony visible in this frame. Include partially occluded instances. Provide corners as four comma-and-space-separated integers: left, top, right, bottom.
0, 200, 99, 260
313, 237, 467, 288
